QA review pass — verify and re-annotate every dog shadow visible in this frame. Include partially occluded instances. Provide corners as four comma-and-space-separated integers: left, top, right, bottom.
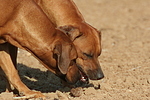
17, 63, 65, 93
0, 63, 95, 93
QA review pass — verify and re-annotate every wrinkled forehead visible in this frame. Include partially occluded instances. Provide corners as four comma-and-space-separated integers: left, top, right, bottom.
87, 33, 101, 53
77, 29, 101, 55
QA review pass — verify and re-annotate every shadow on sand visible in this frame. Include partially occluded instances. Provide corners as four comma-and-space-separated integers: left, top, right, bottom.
0, 63, 94, 94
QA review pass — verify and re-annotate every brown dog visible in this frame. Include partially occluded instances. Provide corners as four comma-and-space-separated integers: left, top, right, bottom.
0, 0, 87, 98
35, 0, 104, 80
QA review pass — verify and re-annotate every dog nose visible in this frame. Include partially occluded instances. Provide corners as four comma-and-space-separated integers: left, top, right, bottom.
95, 68, 104, 80
96, 72, 104, 80
87, 69, 104, 80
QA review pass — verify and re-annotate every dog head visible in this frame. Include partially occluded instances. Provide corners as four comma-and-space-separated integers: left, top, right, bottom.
49, 29, 88, 84
58, 23, 104, 80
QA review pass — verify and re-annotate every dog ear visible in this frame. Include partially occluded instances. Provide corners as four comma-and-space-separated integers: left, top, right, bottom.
53, 43, 70, 74
57, 25, 82, 41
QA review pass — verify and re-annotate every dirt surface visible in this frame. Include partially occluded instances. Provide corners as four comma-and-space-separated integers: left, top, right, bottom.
0, 0, 150, 100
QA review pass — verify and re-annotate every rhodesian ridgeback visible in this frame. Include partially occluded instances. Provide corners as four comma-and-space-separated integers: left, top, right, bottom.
0, 0, 88, 98
35, 0, 104, 80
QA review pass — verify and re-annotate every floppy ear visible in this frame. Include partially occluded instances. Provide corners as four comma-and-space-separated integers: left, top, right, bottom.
57, 25, 82, 41
53, 43, 71, 74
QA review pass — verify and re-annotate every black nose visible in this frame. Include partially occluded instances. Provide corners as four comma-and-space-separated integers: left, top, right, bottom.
87, 69, 104, 80
96, 72, 104, 80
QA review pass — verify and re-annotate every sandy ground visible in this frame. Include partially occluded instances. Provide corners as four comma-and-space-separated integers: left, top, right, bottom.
0, 0, 150, 100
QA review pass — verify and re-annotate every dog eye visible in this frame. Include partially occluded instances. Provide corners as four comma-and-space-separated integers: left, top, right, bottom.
83, 53, 93, 58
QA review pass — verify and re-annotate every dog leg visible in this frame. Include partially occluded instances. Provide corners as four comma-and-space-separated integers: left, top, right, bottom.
0, 43, 44, 98
0, 43, 17, 92
6, 43, 18, 92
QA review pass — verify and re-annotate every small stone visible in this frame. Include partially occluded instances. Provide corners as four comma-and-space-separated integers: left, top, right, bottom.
70, 87, 83, 97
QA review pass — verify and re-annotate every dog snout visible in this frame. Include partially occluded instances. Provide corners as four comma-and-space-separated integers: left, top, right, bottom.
87, 68, 104, 80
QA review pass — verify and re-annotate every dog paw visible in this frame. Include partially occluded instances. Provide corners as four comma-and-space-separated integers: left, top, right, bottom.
15, 91, 45, 99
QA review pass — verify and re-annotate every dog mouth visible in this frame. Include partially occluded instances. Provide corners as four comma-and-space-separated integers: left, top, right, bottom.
79, 70, 88, 82
78, 67, 89, 83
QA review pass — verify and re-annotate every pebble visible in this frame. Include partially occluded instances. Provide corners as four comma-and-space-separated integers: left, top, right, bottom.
70, 87, 83, 97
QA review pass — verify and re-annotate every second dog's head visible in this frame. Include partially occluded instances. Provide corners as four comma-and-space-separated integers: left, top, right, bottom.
58, 23, 104, 80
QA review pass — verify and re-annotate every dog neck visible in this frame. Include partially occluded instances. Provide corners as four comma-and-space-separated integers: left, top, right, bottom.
35, 0, 85, 27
